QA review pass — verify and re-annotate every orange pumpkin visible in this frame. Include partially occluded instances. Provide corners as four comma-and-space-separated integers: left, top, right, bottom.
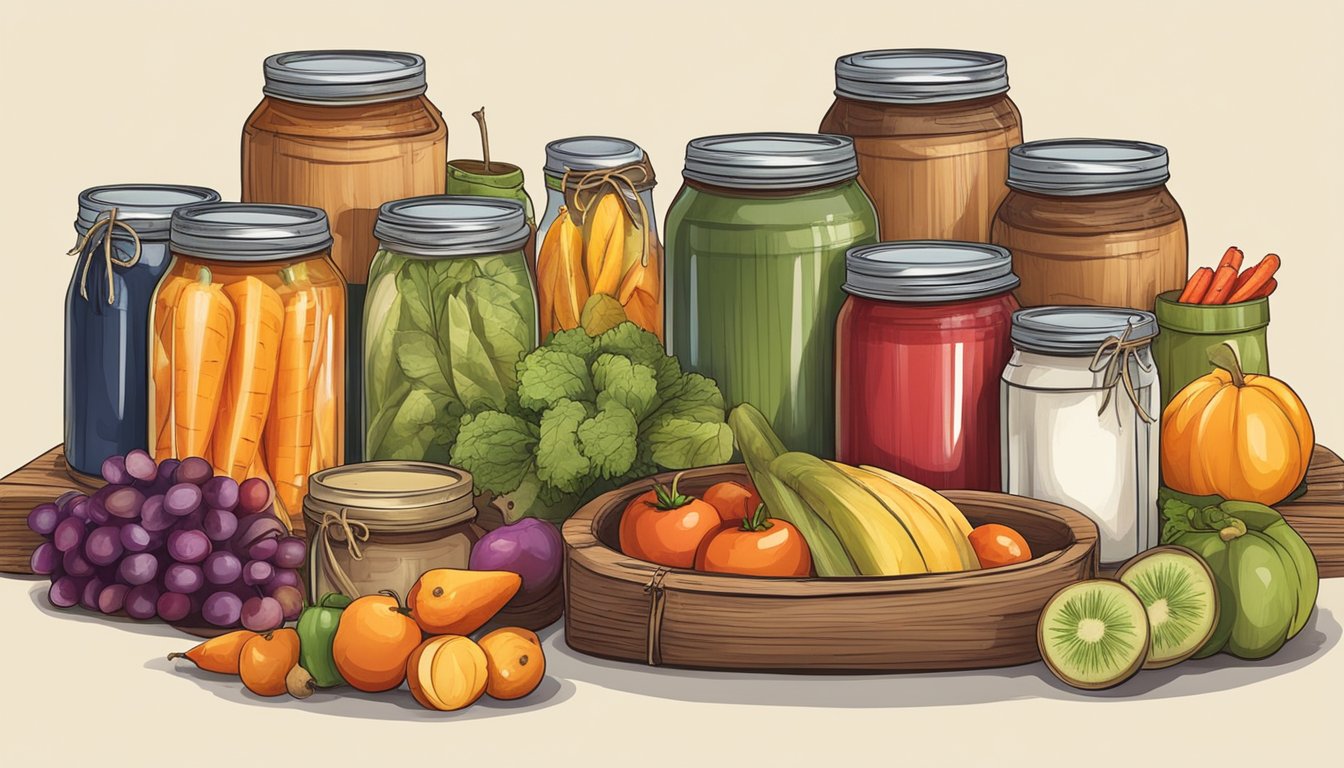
1161, 343, 1313, 504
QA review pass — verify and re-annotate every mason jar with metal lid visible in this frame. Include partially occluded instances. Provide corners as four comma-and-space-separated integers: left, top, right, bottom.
64, 184, 221, 477
364, 196, 537, 462
536, 136, 663, 340
1001, 306, 1161, 566
992, 139, 1188, 310
303, 461, 477, 601
819, 48, 1022, 242
242, 49, 448, 463
665, 132, 879, 457
157, 202, 345, 529
836, 241, 1020, 490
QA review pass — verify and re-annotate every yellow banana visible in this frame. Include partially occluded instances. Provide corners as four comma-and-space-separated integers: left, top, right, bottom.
859, 464, 980, 570
770, 452, 927, 577
831, 463, 964, 573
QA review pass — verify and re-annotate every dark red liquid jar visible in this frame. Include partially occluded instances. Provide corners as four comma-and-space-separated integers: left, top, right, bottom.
835, 241, 1020, 490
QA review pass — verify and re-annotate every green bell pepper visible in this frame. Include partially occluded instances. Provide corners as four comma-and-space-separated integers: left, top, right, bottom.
296, 593, 353, 687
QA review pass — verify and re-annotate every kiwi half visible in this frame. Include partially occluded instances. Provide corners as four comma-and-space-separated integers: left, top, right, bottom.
1037, 579, 1150, 690
1117, 545, 1219, 669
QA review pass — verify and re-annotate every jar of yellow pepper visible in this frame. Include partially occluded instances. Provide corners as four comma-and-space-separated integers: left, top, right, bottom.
156, 203, 345, 529
536, 136, 662, 340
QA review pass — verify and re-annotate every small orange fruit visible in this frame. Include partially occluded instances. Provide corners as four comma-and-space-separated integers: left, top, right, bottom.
332, 593, 423, 693
407, 568, 522, 636
406, 635, 489, 711
238, 628, 300, 697
479, 627, 546, 700
968, 523, 1033, 568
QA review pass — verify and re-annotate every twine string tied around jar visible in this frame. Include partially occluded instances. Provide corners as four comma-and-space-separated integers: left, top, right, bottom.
67, 208, 142, 305
1089, 324, 1156, 425
562, 159, 656, 267
316, 508, 372, 598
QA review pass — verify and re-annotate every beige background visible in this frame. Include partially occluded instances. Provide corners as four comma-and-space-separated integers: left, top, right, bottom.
1, 0, 1340, 765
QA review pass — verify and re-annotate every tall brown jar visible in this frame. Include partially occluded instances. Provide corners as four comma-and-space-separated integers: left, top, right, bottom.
819, 49, 1022, 242
242, 50, 448, 462
991, 139, 1187, 310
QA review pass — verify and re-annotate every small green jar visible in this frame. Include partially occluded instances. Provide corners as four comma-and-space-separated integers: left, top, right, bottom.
445, 160, 536, 227
1153, 290, 1269, 411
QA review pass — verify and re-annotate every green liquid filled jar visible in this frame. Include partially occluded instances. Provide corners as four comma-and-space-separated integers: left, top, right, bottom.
1152, 290, 1269, 412
665, 133, 879, 457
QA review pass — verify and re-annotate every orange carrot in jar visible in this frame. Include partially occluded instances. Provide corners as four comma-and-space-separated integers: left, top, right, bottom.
152, 274, 192, 460
307, 283, 343, 474
1217, 246, 1244, 272
551, 213, 588, 332
172, 267, 236, 458
1227, 253, 1280, 303
1200, 265, 1238, 305
1177, 267, 1214, 304
265, 266, 321, 524
211, 277, 284, 481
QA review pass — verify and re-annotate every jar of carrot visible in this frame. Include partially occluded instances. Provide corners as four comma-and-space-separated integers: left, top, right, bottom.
157, 203, 346, 529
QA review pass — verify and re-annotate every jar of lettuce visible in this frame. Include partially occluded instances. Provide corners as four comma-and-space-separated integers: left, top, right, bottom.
364, 196, 537, 462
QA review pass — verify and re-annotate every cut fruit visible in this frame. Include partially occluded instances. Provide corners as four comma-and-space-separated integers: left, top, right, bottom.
1037, 579, 1150, 690
1116, 545, 1219, 669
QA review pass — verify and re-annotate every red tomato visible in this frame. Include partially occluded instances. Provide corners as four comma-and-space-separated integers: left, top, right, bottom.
701, 481, 761, 524
968, 524, 1032, 568
619, 474, 722, 569
694, 506, 811, 577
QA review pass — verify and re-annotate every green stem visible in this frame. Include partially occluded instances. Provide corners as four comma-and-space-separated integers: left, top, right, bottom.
739, 502, 773, 532
472, 106, 492, 173
1207, 342, 1247, 387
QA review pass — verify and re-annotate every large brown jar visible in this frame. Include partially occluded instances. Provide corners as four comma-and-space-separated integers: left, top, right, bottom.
991, 139, 1187, 310
820, 49, 1022, 241
242, 50, 447, 462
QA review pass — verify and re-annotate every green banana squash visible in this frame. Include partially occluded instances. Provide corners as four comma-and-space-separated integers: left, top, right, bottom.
1160, 493, 1319, 660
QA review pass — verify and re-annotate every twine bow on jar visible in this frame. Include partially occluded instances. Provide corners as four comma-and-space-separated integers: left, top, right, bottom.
316, 508, 372, 598
67, 208, 142, 305
562, 159, 657, 267
1089, 324, 1156, 424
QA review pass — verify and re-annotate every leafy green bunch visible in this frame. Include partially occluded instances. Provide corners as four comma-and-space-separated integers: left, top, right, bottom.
450, 322, 734, 521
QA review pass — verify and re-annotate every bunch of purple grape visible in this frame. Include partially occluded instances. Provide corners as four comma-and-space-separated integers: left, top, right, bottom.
28, 450, 307, 631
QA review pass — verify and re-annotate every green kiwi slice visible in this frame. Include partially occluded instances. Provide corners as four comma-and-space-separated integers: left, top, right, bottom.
1117, 545, 1220, 669
1037, 579, 1150, 690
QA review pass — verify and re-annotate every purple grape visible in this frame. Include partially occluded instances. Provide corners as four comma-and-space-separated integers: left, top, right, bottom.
124, 583, 160, 620
164, 562, 205, 594
247, 536, 279, 562
156, 458, 181, 487
167, 529, 211, 564
30, 542, 60, 574
176, 509, 206, 533
85, 498, 111, 525
55, 491, 84, 513
233, 514, 286, 551
140, 495, 174, 532
124, 449, 157, 482
69, 499, 91, 522
164, 483, 202, 517
242, 560, 274, 587
119, 523, 152, 553
144, 530, 167, 551
27, 503, 61, 536
83, 526, 124, 566
118, 552, 159, 585
173, 457, 212, 486
271, 585, 304, 621
202, 551, 243, 585
203, 509, 238, 542
237, 477, 272, 515
272, 537, 307, 569
49, 576, 84, 608
52, 517, 87, 552
104, 487, 145, 520
156, 591, 192, 622
80, 577, 106, 611
101, 455, 131, 485
202, 476, 240, 511
264, 568, 301, 595
62, 547, 95, 577
202, 591, 243, 627
240, 596, 283, 632
98, 583, 129, 614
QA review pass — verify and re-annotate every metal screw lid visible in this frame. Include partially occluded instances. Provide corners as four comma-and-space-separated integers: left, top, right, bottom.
374, 196, 530, 257
75, 184, 221, 239
1007, 139, 1171, 196
682, 132, 860, 191
844, 241, 1020, 303
1011, 306, 1159, 356
170, 203, 332, 261
262, 50, 428, 105
834, 49, 1010, 104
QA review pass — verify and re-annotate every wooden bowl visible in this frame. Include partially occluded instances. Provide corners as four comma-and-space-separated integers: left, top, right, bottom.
562, 464, 1099, 673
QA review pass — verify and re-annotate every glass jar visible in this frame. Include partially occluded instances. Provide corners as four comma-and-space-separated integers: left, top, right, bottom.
819, 49, 1022, 242
666, 133, 879, 457
242, 50, 448, 463
1001, 307, 1161, 567
158, 203, 345, 528
364, 196, 537, 462
64, 184, 221, 477
836, 242, 1020, 490
1153, 290, 1270, 412
992, 139, 1188, 311
537, 136, 662, 340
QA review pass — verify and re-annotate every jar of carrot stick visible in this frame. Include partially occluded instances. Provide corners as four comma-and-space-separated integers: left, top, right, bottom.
158, 203, 346, 529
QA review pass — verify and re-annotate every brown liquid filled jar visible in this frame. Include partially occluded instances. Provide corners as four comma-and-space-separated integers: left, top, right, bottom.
992, 139, 1187, 310
820, 49, 1022, 241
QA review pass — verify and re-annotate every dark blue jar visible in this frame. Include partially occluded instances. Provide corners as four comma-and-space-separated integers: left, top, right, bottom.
65, 184, 221, 476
